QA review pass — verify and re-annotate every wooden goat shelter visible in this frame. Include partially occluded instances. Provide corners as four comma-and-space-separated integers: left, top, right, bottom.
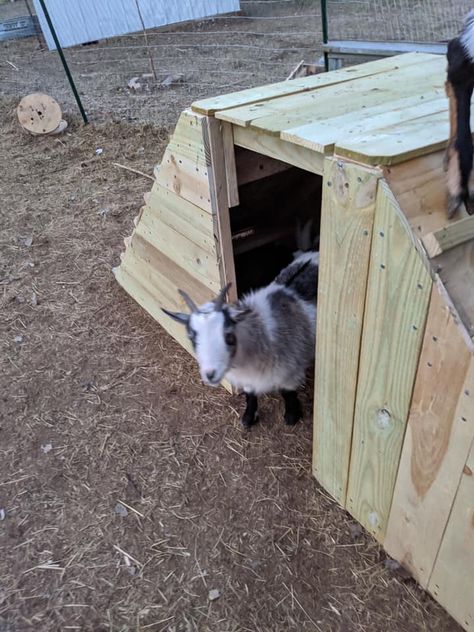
115, 52, 474, 630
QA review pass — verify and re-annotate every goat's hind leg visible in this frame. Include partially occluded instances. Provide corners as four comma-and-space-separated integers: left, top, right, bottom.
242, 392, 259, 428
281, 390, 302, 426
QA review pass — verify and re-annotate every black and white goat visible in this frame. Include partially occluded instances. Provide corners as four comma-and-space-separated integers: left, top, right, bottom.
445, 9, 474, 217
163, 251, 318, 428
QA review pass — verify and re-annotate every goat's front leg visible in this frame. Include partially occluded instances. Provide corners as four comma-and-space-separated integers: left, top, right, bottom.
281, 390, 302, 425
242, 392, 259, 428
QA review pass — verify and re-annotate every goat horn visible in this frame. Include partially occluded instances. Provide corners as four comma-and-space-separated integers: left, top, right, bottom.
214, 282, 232, 310
178, 289, 198, 313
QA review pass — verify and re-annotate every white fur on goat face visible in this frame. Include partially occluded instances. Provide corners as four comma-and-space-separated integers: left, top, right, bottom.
188, 305, 234, 386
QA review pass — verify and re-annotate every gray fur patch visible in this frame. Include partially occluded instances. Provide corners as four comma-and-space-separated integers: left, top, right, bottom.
275, 261, 318, 303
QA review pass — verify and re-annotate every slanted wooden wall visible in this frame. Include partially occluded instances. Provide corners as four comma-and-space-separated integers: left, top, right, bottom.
114, 109, 236, 358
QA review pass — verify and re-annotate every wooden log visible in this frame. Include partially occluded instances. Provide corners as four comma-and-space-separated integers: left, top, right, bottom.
346, 180, 432, 541
384, 283, 474, 587
313, 158, 379, 505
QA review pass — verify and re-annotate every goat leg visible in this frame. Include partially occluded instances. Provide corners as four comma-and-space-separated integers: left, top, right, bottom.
281, 390, 302, 425
241, 392, 259, 428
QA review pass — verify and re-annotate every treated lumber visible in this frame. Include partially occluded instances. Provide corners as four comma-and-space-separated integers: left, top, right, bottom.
428, 434, 474, 631
114, 264, 194, 357
216, 56, 444, 132
422, 215, 474, 257
136, 210, 221, 291
202, 116, 238, 301
146, 184, 216, 252
384, 284, 474, 587
281, 93, 446, 154
336, 109, 454, 166
124, 234, 213, 310
167, 109, 208, 167
192, 52, 436, 115
159, 149, 213, 213
235, 147, 290, 185
434, 240, 474, 338
233, 125, 324, 175
221, 121, 239, 207
346, 181, 432, 541
313, 158, 379, 505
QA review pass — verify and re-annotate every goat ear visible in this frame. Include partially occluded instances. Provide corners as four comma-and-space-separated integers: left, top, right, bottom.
161, 308, 190, 325
229, 307, 251, 322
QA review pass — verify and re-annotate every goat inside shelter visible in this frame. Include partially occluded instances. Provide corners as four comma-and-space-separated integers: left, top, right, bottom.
162, 251, 319, 428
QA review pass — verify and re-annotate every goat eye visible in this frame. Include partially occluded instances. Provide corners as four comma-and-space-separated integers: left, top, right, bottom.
225, 332, 236, 346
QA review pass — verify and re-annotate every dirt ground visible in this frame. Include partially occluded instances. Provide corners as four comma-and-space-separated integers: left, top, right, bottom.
0, 103, 463, 632
0, 3, 465, 631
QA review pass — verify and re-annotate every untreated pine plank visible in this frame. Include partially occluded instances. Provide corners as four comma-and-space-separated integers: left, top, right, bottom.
313, 158, 379, 506
384, 284, 474, 587
221, 121, 239, 207
346, 180, 432, 542
233, 125, 324, 175
422, 215, 474, 257
428, 433, 474, 631
202, 116, 238, 301
217, 56, 444, 132
192, 52, 437, 115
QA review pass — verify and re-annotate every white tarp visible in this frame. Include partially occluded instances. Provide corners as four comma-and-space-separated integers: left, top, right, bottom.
33, 0, 240, 50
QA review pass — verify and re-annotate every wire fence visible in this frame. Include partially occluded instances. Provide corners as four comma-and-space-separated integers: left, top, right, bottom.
0, 0, 323, 126
325, 0, 472, 43
0, 0, 471, 127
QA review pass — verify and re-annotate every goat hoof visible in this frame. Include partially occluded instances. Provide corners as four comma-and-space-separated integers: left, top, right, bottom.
241, 412, 259, 428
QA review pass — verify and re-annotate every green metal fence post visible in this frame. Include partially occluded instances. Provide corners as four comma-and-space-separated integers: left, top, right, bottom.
320, 0, 329, 72
37, 0, 88, 124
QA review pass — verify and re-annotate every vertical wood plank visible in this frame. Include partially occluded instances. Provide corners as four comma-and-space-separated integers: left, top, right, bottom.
346, 181, 432, 541
221, 122, 240, 208
428, 435, 474, 631
384, 287, 474, 586
313, 158, 379, 505
202, 116, 238, 301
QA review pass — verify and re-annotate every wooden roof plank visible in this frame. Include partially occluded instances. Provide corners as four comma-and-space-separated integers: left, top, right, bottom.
280, 92, 447, 154
215, 55, 444, 130
193, 52, 439, 116
334, 109, 456, 166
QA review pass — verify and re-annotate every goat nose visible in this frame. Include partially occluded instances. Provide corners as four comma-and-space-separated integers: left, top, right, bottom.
206, 370, 216, 382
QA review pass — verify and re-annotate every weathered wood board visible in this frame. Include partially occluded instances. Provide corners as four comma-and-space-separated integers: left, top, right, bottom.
346, 181, 432, 541
313, 158, 379, 506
